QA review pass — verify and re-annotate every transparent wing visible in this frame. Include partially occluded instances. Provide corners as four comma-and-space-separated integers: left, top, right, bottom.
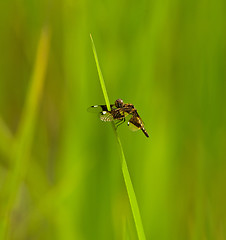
128, 115, 149, 137
99, 111, 114, 122
88, 104, 115, 122
127, 121, 140, 132
88, 106, 100, 113
127, 115, 142, 132
87, 104, 113, 113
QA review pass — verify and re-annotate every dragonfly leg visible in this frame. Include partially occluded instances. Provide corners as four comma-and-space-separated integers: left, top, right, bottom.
115, 118, 125, 128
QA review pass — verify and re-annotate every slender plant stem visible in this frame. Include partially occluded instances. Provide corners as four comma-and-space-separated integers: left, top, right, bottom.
90, 34, 111, 111
2, 28, 50, 240
90, 34, 146, 240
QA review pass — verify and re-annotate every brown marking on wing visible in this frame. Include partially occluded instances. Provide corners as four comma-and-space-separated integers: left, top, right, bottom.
128, 111, 149, 137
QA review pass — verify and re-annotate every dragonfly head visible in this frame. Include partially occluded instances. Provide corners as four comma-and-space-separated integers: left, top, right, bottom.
115, 99, 124, 108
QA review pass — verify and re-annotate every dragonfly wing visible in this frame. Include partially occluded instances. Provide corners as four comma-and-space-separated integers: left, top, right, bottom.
128, 120, 140, 131
88, 105, 103, 113
88, 104, 116, 122
100, 108, 125, 122
128, 115, 149, 137
87, 104, 114, 113
127, 114, 141, 131
100, 111, 114, 121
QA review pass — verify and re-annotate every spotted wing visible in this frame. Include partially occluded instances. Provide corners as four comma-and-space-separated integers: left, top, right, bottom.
128, 113, 149, 137
99, 111, 114, 121
88, 104, 114, 113
128, 115, 141, 131
88, 104, 116, 122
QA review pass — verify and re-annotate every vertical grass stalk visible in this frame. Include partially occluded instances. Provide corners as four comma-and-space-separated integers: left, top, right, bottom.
90, 34, 146, 240
2, 28, 50, 240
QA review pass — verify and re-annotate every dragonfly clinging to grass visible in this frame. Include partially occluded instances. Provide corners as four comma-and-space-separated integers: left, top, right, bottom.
89, 99, 149, 137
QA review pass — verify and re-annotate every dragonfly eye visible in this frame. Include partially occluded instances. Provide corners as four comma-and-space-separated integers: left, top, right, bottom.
115, 99, 124, 108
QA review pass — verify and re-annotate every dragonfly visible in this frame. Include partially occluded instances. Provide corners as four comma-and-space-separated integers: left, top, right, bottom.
88, 99, 149, 137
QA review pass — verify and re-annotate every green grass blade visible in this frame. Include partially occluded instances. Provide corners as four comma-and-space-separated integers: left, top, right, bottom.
0, 117, 13, 166
90, 34, 146, 240
116, 134, 146, 240
90, 34, 111, 111
1, 28, 50, 239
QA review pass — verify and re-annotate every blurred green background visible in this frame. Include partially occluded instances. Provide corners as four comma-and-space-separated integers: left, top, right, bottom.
0, 0, 226, 239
